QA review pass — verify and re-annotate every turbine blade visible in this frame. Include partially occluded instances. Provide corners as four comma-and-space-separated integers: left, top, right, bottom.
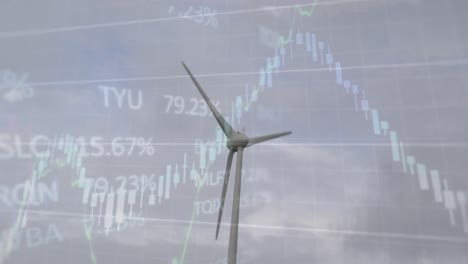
181, 61, 235, 137
247, 131, 292, 147
216, 150, 235, 240
228, 148, 244, 264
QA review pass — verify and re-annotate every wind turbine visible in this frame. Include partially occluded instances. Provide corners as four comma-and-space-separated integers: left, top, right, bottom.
181, 62, 292, 264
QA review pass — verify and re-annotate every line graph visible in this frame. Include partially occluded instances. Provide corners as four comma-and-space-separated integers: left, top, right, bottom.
1, 0, 467, 263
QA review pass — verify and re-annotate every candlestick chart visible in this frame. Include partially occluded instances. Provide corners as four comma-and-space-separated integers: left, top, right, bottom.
0, 0, 467, 263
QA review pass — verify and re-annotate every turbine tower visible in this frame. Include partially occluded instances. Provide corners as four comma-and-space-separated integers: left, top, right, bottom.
182, 62, 292, 264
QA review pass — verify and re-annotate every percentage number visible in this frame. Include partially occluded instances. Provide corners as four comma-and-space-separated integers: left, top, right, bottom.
87, 174, 157, 195
0, 70, 34, 103
112, 137, 155, 157
164, 94, 220, 117
77, 137, 156, 158
171, 5, 218, 29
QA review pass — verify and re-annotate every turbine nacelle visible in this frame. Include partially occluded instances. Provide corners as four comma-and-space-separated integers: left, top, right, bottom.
226, 132, 249, 151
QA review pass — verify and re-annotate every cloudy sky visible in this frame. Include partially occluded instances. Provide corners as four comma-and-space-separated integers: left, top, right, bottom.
0, 0, 467, 263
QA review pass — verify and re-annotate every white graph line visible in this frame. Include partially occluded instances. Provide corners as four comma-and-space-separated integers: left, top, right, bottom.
0, 0, 367, 39
26, 59, 468, 87
13, 209, 468, 244
6, 142, 468, 148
